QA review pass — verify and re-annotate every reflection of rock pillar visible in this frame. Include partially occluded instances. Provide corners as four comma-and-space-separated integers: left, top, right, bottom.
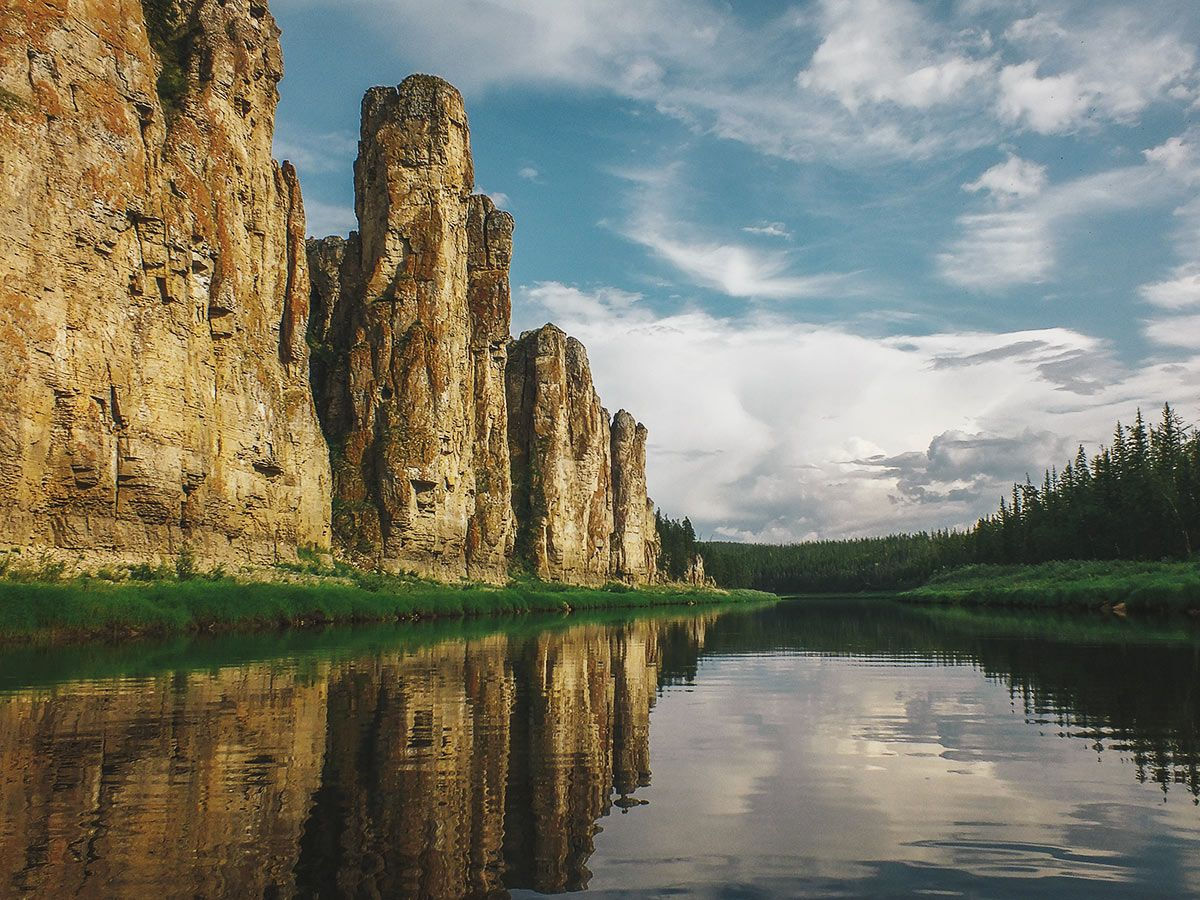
613, 625, 658, 795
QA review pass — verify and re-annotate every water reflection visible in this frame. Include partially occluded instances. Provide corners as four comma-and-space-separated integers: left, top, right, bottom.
0, 601, 1196, 898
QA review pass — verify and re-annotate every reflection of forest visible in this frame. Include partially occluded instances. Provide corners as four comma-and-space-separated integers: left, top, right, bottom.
0, 616, 710, 898
0, 602, 1197, 897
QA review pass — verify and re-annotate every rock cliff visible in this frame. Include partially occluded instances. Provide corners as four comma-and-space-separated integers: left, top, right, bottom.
1, 0, 666, 585
310, 79, 660, 585
611, 410, 659, 583
307, 76, 515, 581
507, 326, 614, 584
0, 0, 331, 566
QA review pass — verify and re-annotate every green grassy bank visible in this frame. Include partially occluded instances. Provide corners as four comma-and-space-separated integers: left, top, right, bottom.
902, 559, 1200, 613
0, 566, 775, 643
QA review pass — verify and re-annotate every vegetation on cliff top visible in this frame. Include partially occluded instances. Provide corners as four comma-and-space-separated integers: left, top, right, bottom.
0, 550, 775, 642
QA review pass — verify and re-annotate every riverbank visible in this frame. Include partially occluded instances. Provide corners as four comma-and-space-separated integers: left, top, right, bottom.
0, 562, 775, 643
902, 560, 1200, 613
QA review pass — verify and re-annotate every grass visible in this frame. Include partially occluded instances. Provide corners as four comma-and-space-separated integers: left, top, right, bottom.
0, 555, 776, 643
903, 559, 1200, 613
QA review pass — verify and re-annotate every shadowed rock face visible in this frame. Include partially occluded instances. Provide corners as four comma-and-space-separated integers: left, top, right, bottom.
307, 76, 517, 581
507, 326, 615, 584
0, 0, 331, 566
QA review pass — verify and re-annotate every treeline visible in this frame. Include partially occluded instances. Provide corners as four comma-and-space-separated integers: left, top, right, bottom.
701, 404, 1200, 593
702, 532, 973, 594
655, 511, 698, 581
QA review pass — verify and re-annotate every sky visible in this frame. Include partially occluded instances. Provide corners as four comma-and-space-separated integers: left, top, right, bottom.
271, 0, 1200, 543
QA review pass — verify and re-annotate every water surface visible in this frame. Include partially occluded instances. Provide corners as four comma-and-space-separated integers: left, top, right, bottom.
0, 599, 1197, 897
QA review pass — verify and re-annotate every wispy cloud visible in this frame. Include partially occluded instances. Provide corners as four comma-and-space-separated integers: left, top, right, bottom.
613, 164, 859, 300
742, 222, 792, 239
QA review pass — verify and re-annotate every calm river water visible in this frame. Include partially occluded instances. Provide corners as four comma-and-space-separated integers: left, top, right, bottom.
0, 598, 1198, 898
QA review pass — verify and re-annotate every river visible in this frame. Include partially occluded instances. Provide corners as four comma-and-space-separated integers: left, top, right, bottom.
0, 598, 1197, 897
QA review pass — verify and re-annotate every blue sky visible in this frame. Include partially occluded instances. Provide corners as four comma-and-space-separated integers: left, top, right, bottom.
272, 0, 1200, 542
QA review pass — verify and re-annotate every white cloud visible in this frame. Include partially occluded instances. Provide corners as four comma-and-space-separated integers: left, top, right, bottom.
275, 0, 1198, 168
483, 190, 511, 209
798, 0, 992, 111
998, 10, 1197, 133
1144, 313, 1200, 348
963, 154, 1047, 202
1140, 266, 1200, 310
273, 128, 358, 175
941, 154, 1185, 290
518, 166, 541, 181
741, 222, 792, 239
515, 281, 1200, 541
615, 165, 858, 300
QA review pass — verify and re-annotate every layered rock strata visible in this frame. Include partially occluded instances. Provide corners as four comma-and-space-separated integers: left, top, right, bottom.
0, 0, 330, 565
507, 326, 614, 584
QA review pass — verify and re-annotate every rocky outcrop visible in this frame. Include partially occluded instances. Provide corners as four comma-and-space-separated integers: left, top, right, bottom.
0, 0, 331, 566
611, 410, 658, 583
465, 195, 517, 579
0, 0, 663, 583
507, 326, 614, 584
307, 76, 516, 581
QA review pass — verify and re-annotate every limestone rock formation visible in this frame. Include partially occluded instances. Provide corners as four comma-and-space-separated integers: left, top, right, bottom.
307, 76, 516, 581
507, 326, 614, 584
465, 194, 517, 579
0, 0, 331, 566
611, 410, 658, 583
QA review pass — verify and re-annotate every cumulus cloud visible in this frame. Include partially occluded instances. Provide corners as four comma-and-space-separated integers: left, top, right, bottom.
514, 281, 1200, 541
962, 154, 1047, 202
518, 166, 541, 181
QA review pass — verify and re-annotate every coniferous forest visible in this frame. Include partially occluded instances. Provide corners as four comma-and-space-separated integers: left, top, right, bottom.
702, 404, 1200, 593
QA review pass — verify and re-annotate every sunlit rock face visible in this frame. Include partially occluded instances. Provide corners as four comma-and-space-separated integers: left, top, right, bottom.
0, 0, 331, 567
507, 325, 615, 583
0, 668, 328, 897
611, 409, 658, 584
307, 76, 516, 581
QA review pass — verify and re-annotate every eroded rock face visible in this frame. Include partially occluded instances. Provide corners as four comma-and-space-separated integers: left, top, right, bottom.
0, 0, 331, 565
610, 410, 658, 584
307, 76, 517, 581
465, 195, 517, 580
507, 326, 614, 583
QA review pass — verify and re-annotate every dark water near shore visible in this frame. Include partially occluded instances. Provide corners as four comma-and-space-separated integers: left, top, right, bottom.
0, 599, 1198, 898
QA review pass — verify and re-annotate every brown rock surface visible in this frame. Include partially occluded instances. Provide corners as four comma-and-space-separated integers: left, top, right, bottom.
0, 0, 330, 565
465, 194, 517, 579
610, 409, 658, 584
308, 77, 516, 581
507, 325, 614, 583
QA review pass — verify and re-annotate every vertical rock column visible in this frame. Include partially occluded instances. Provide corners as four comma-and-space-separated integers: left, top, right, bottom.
320, 76, 478, 578
465, 195, 516, 581
610, 410, 656, 584
507, 326, 614, 583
